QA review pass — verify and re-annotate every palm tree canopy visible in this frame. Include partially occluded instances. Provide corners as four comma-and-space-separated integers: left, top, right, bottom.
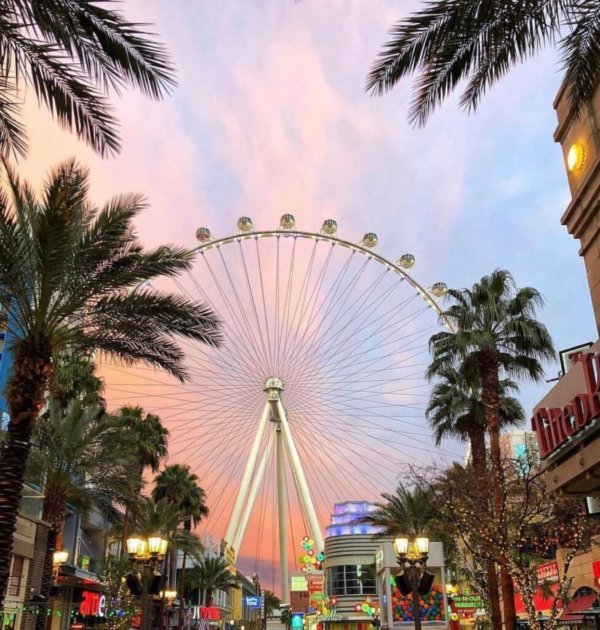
427, 270, 555, 390
263, 590, 281, 617
117, 405, 169, 475
27, 397, 138, 530
0, 159, 222, 418
186, 556, 239, 595
0, 0, 175, 157
426, 366, 525, 445
121, 497, 205, 561
367, 1, 600, 125
153, 464, 209, 528
360, 482, 434, 538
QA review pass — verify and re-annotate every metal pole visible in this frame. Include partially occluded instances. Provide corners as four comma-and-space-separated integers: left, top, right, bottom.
411, 569, 421, 630
274, 397, 324, 552
232, 429, 274, 554
276, 424, 290, 604
142, 569, 151, 630
224, 403, 271, 557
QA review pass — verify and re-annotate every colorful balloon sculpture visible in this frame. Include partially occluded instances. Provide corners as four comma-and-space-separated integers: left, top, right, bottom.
391, 582, 445, 622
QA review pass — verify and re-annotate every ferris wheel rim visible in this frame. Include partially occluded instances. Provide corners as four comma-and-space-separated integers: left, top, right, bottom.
192, 228, 454, 332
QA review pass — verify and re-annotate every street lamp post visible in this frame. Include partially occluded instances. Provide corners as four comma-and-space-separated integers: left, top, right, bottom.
393, 537, 431, 630
127, 534, 169, 630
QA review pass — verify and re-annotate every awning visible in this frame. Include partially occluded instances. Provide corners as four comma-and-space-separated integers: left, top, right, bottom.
561, 594, 599, 616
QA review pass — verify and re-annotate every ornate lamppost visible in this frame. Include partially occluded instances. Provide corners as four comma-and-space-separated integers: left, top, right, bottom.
393, 537, 433, 630
126, 534, 168, 630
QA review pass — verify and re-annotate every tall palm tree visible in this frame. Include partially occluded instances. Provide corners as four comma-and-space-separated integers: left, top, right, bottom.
428, 269, 555, 630
118, 406, 169, 482
186, 556, 238, 608
28, 395, 139, 628
153, 464, 209, 627
426, 367, 525, 473
0, 0, 175, 157
0, 159, 221, 604
426, 366, 525, 630
367, 1, 600, 126
117, 405, 169, 557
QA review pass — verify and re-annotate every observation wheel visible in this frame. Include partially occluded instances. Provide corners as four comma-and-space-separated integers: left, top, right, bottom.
105, 216, 459, 600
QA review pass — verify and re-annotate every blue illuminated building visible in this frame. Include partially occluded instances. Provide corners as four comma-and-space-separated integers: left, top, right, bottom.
324, 501, 382, 538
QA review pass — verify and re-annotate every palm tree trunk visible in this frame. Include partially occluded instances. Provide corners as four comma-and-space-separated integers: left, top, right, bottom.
0, 342, 51, 605
206, 587, 213, 608
467, 426, 502, 630
178, 551, 188, 629
481, 362, 516, 630
36, 491, 68, 630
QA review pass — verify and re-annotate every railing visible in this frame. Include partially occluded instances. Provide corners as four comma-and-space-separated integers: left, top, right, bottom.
19, 485, 44, 520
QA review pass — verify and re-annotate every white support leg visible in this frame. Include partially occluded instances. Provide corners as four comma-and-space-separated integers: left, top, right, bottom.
224, 401, 271, 558
276, 424, 290, 604
232, 427, 275, 554
274, 398, 324, 552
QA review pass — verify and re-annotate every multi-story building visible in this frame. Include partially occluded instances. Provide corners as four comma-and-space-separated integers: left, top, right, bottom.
321, 501, 380, 630
530, 80, 600, 498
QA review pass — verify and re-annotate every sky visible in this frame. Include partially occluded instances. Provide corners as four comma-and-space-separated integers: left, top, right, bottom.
17, 0, 598, 592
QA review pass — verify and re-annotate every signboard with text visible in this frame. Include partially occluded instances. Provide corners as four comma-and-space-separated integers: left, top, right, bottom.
245, 596, 262, 609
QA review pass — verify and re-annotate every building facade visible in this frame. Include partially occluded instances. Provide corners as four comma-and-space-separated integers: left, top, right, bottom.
541, 79, 600, 497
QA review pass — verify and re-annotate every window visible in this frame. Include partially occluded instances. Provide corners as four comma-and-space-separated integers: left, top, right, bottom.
326, 565, 376, 596
8, 556, 24, 597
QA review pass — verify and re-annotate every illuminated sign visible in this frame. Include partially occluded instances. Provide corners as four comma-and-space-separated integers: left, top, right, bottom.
291, 614, 304, 629
532, 352, 600, 459
192, 607, 220, 620
537, 561, 559, 583
452, 595, 484, 610
245, 596, 262, 609
80, 592, 106, 617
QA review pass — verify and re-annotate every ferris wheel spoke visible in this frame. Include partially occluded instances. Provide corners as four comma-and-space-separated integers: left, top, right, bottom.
216, 246, 273, 375
255, 238, 275, 373
179, 274, 265, 378
238, 239, 274, 374
197, 254, 268, 376
291, 251, 370, 372
297, 269, 403, 373
277, 238, 321, 371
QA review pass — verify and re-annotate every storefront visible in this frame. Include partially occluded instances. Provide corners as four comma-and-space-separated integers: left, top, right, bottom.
375, 541, 447, 629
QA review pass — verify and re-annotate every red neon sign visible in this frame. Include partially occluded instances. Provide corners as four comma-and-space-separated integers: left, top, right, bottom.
80, 591, 106, 617
531, 353, 600, 459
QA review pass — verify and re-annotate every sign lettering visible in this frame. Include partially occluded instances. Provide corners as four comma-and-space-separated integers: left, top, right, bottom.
532, 353, 600, 459
80, 592, 106, 617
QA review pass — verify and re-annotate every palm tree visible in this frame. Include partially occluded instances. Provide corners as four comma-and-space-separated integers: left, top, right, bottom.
426, 367, 525, 473
186, 556, 238, 608
28, 395, 139, 627
359, 482, 437, 538
263, 590, 281, 618
153, 464, 209, 627
367, 1, 600, 126
0, 159, 221, 604
117, 405, 170, 556
118, 405, 169, 482
0, 0, 175, 157
428, 269, 555, 630
128, 497, 205, 562
426, 366, 525, 630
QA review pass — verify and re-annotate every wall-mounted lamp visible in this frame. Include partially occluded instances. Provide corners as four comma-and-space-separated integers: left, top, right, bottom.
567, 143, 586, 172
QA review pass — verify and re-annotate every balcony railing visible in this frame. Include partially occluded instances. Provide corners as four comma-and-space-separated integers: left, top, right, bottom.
19, 485, 44, 521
